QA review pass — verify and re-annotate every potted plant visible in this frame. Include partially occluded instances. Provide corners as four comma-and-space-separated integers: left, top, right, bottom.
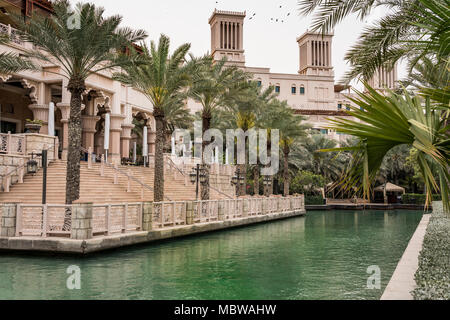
25, 119, 44, 133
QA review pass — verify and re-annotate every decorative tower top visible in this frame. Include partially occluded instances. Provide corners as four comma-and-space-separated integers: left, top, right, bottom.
208, 9, 246, 66
366, 65, 398, 91
297, 31, 334, 77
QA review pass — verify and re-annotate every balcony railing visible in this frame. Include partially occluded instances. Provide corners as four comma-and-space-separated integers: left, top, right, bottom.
0, 22, 24, 46
0, 132, 26, 155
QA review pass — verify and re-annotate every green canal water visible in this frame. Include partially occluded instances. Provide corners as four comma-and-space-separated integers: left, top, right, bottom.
0, 210, 423, 300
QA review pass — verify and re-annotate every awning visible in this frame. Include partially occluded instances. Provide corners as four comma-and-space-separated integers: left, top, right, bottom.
374, 182, 405, 194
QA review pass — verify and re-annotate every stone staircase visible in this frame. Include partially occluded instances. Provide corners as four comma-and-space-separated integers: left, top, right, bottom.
0, 160, 232, 204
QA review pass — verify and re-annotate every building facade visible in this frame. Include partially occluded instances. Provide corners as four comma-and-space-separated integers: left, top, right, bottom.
0, 0, 157, 164
203, 10, 380, 142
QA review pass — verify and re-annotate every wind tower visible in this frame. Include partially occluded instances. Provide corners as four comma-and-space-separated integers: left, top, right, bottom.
297, 32, 334, 76
366, 65, 398, 91
208, 9, 246, 66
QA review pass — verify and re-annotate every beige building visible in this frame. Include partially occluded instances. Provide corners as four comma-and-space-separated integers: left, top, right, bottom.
204, 10, 398, 141
204, 10, 355, 141
0, 0, 157, 164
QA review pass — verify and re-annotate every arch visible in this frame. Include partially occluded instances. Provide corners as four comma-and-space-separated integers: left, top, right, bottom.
299, 85, 305, 95
275, 83, 281, 93
291, 84, 297, 95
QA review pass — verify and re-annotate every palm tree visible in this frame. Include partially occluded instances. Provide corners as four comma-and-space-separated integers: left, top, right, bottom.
300, 0, 449, 212
221, 83, 277, 196
298, 0, 450, 84
252, 86, 280, 196
163, 95, 194, 153
291, 133, 350, 182
377, 144, 413, 186
265, 101, 308, 196
114, 35, 196, 202
0, 34, 35, 74
189, 57, 250, 199
325, 83, 450, 212
14, 1, 146, 229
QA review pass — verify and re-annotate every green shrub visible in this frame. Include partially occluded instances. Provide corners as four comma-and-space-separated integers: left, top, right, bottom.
305, 195, 325, 205
290, 171, 324, 195
402, 193, 442, 205
412, 202, 450, 300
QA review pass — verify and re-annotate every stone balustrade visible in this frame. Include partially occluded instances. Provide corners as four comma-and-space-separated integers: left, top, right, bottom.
0, 133, 59, 192
0, 195, 305, 240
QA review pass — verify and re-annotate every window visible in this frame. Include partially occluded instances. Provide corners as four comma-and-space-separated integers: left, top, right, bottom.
1, 121, 17, 134
275, 86, 280, 93
257, 81, 262, 87
291, 86, 296, 94
320, 129, 328, 135
299, 86, 305, 95
0, 103, 14, 114
337, 103, 342, 110
346, 105, 351, 111
360, 106, 365, 111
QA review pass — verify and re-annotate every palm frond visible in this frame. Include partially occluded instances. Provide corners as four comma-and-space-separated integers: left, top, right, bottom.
326, 82, 450, 210
0, 34, 36, 74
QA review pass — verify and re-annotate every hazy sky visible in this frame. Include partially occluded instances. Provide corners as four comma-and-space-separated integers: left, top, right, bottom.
78, 0, 403, 85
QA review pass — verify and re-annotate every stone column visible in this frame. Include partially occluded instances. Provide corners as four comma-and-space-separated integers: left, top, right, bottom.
28, 104, 49, 134
289, 197, 295, 212
148, 129, 156, 156
218, 200, 225, 221
56, 103, 71, 160
142, 202, 153, 231
243, 199, 249, 217
81, 115, 100, 151
0, 203, 17, 237
186, 201, 194, 225
121, 123, 134, 159
109, 114, 125, 165
95, 132, 104, 157
262, 198, 268, 215
71, 203, 93, 240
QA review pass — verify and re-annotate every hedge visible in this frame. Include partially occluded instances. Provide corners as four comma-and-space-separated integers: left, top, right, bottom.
412, 201, 450, 300
305, 195, 325, 205
402, 193, 442, 205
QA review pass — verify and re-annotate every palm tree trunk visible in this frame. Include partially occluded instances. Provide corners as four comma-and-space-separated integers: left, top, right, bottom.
283, 147, 290, 197
253, 165, 259, 195
201, 113, 211, 200
63, 81, 84, 230
264, 139, 272, 197
154, 113, 165, 202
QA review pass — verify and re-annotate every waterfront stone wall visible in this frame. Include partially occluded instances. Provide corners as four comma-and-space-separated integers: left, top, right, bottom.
0, 196, 305, 253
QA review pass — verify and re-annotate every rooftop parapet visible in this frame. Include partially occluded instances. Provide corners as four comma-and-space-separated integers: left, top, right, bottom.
208, 9, 246, 23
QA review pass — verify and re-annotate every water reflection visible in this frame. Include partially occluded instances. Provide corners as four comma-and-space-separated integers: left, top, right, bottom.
0, 210, 422, 300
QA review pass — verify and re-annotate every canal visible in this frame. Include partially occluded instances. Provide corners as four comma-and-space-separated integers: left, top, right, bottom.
0, 210, 423, 300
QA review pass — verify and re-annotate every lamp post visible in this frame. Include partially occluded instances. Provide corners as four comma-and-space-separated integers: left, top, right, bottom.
263, 175, 272, 197
27, 150, 48, 204
231, 168, 245, 197
189, 164, 206, 200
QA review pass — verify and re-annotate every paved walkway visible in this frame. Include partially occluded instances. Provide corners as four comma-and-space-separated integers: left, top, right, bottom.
381, 214, 430, 300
